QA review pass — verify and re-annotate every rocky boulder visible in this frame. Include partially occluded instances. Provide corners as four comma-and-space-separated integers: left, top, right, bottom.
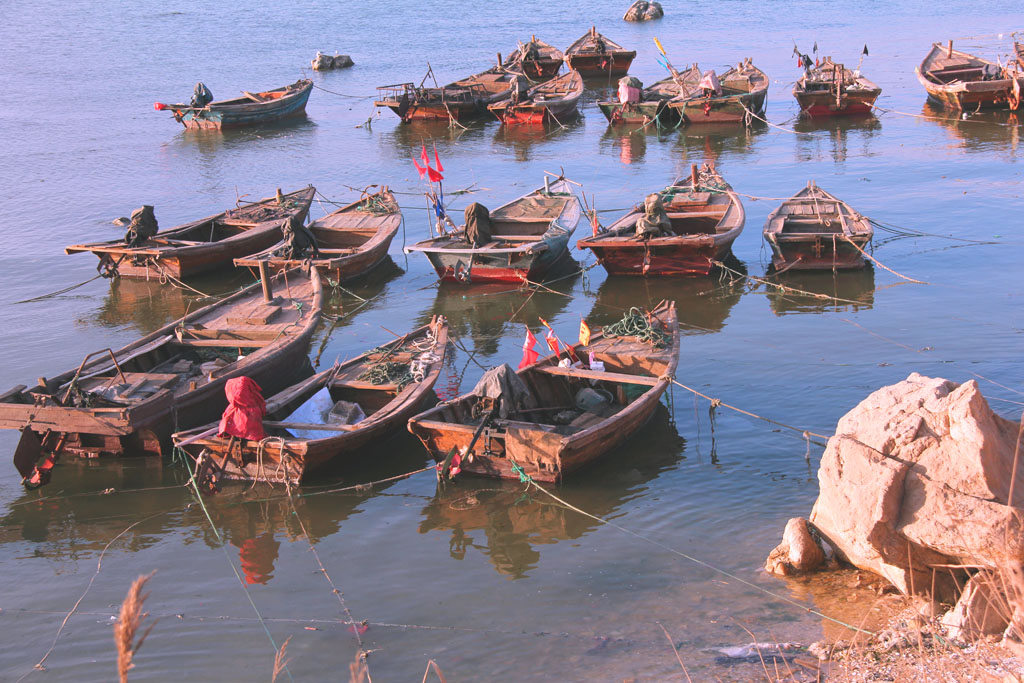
809, 373, 1024, 601
623, 1, 663, 22
766, 517, 826, 576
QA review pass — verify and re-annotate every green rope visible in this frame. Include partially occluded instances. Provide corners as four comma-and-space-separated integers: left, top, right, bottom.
511, 462, 533, 484
601, 307, 668, 348
359, 360, 414, 390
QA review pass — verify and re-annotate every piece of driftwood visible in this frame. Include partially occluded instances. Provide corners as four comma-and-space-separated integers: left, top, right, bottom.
66, 187, 316, 279
763, 181, 873, 271
577, 163, 745, 277
564, 27, 636, 77
173, 316, 448, 485
235, 187, 400, 283
668, 58, 769, 124
917, 40, 1024, 111
0, 267, 322, 475
488, 71, 584, 125
794, 56, 881, 117
408, 301, 679, 483
405, 176, 581, 284
155, 79, 313, 129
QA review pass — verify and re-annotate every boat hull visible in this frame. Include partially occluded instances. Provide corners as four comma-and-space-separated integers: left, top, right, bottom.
583, 237, 733, 276
377, 100, 480, 122
179, 83, 313, 130
423, 240, 570, 284
520, 59, 562, 80
769, 235, 871, 271
673, 89, 767, 124
795, 89, 880, 116
597, 100, 678, 125
567, 52, 636, 77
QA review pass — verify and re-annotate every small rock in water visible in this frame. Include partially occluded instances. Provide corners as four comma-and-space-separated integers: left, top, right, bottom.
112, 216, 130, 226
623, 0, 663, 21
312, 51, 354, 70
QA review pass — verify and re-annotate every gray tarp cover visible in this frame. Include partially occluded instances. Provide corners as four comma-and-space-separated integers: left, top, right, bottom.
464, 202, 492, 247
470, 363, 537, 419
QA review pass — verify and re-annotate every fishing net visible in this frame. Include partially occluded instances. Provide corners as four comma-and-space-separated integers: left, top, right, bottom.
602, 307, 668, 348
360, 361, 414, 391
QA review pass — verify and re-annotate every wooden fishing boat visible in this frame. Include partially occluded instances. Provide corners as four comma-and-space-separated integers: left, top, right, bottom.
794, 56, 881, 116
375, 62, 525, 122
408, 301, 679, 483
763, 181, 873, 271
503, 36, 564, 80
597, 65, 701, 125
564, 27, 636, 77
668, 59, 769, 125
916, 41, 1024, 111
1, 267, 322, 485
235, 188, 400, 283
488, 71, 584, 125
173, 316, 448, 485
576, 164, 744, 277
405, 177, 581, 284
65, 187, 315, 280
155, 79, 313, 130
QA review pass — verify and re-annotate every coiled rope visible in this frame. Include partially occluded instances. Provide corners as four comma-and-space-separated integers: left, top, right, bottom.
601, 307, 668, 348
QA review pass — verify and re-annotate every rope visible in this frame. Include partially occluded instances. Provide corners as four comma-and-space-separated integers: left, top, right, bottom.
739, 103, 805, 135
16, 509, 174, 681
515, 474, 873, 635
838, 235, 930, 284
870, 102, 1023, 127
713, 260, 869, 307
601, 307, 668, 348
311, 83, 373, 100
13, 274, 104, 305
183, 456, 295, 682
668, 378, 830, 445
145, 258, 216, 298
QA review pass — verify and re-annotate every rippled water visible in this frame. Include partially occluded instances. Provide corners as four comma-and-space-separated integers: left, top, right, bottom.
1, 1, 1022, 680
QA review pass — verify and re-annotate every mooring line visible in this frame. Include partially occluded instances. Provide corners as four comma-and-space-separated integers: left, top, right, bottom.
17, 509, 174, 682
839, 235, 930, 284
13, 274, 105, 305
517, 477, 873, 636
712, 260, 868, 307
870, 102, 1022, 127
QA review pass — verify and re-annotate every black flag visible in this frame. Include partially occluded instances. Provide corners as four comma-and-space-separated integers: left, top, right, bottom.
812, 41, 818, 53
862, 44, 869, 56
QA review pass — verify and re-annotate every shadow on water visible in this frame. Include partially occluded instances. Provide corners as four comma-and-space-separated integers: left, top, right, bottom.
418, 404, 682, 578
421, 261, 580, 358
793, 114, 883, 164
587, 264, 747, 334
921, 102, 1022, 154
767, 265, 876, 315
379, 118, 492, 157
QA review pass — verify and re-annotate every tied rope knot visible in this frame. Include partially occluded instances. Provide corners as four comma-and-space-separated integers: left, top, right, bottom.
511, 462, 533, 484
710, 398, 722, 409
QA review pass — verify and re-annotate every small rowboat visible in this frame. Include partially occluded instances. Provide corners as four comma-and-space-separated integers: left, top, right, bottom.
405, 176, 581, 284
375, 63, 525, 122
668, 59, 769, 125
763, 181, 873, 271
916, 41, 1024, 111
597, 65, 701, 125
503, 36, 564, 80
2, 267, 322, 485
794, 56, 881, 117
173, 316, 448, 485
156, 79, 313, 130
576, 164, 744, 277
488, 71, 584, 125
66, 187, 316, 280
408, 301, 679, 483
564, 27, 636, 77
235, 188, 400, 283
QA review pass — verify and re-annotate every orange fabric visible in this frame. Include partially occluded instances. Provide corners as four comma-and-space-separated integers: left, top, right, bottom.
218, 377, 266, 441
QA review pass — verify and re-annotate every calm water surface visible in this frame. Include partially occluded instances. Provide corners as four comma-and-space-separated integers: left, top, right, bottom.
1, 1, 1022, 680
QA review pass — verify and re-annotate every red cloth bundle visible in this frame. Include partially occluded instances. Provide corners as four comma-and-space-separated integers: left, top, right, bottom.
218, 377, 267, 441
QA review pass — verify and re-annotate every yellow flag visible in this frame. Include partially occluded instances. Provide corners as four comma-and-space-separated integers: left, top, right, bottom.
653, 37, 666, 55
579, 319, 591, 347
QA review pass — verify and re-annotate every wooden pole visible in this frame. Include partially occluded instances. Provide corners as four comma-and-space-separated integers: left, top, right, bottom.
258, 261, 273, 302
690, 163, 699, 188
947, 40, 954, 59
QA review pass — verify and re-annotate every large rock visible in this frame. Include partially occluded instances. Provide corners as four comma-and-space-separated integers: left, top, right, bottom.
809, 373, 1024, 601
941, 571, 1010, 640
623, 1, 663, 21
766, 517, 826, 575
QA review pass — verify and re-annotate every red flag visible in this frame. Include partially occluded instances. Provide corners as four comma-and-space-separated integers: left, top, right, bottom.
579, 319, 591, 347
412, 156, 427, 179
433, 143, 444, 172
562, 340, 579, 363
519, 328, 539, 369
545, 327, 559, 354
421, 144, 431, 168
427, 165, 444, 182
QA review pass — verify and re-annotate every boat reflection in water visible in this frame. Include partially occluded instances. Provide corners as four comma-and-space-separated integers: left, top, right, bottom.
673, 120, 768, 166
599, 125, 650, 165
793, 115, 882, 164
767, 266, 876, 315
921, 102, 1021, 155
586, 258, 747, 333
164, 115, 318, 161
418, 404, 682, 578
381, 118, 490, 158
420, 258, 580, 358
491, 116, 586, 162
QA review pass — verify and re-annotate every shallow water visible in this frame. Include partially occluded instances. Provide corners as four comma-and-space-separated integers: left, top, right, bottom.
1, 1, 1022, 680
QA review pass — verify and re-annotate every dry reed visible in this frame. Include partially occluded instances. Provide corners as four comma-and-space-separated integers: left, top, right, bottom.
272, 636, 291, 683
113, 571, 157, 683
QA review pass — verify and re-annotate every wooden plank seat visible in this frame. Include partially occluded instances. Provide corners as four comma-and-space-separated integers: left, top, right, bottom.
666, 210, 727, 218
534, 365, 661, 385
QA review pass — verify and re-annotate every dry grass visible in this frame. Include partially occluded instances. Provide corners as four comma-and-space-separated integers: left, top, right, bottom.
271, 636, 291, 683
113, 571, 157, 683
